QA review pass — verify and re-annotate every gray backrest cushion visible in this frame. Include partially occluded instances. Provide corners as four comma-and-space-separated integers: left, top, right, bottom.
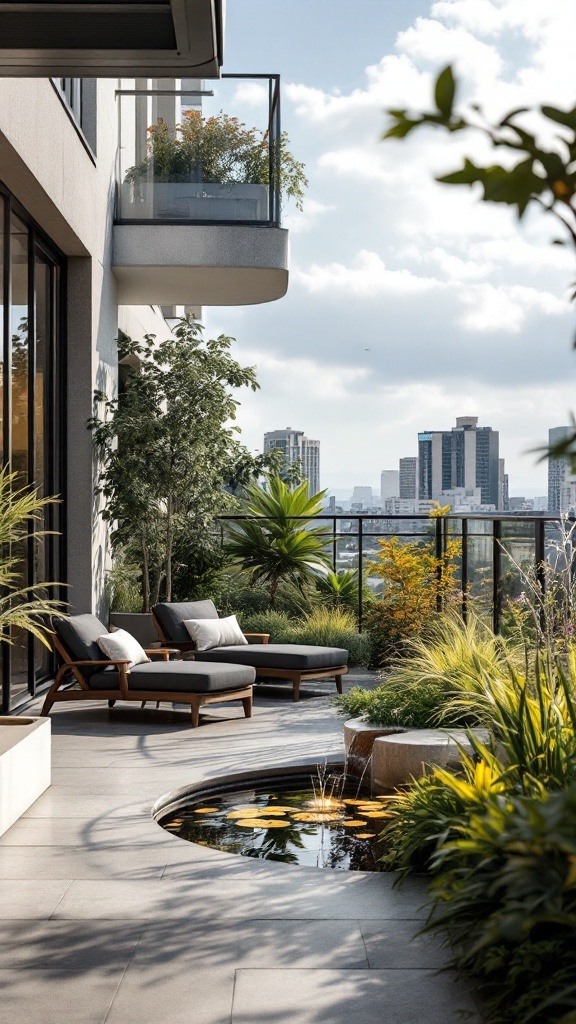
153, 600, 219, 642
56, 614, 109, 662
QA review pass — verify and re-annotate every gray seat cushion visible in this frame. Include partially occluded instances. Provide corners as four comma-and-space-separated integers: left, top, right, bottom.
194, 644, 349, 671
88, 660, 255, 693
153, 600, 219, 643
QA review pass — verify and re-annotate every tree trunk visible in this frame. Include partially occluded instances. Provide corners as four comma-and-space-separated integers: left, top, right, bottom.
165, 493, 173, 602
141, 533, 151, 613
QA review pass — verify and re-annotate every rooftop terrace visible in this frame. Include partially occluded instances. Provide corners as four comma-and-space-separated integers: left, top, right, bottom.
1, 676, 481, 1024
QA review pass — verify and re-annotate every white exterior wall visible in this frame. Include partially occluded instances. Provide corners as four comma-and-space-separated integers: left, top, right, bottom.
0, 78, 168, 615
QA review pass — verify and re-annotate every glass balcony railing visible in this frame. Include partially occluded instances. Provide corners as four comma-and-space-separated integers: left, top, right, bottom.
115, 75, 281, 226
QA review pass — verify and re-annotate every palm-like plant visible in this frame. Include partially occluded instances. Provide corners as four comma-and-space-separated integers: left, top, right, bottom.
315, 569, 359, 612
225, 475, 331, 606
0, 465, 66, 646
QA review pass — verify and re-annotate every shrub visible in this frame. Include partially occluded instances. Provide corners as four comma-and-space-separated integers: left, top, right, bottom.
425, 783, 576, 1024
334, 612, 514, 729
365, 511, 460, 665
238, 606, 372, 668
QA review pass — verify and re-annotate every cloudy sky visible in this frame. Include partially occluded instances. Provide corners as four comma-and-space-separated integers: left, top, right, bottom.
202, 0, 576, 499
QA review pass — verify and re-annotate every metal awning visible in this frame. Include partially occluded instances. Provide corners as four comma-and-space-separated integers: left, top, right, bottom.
0, 0, 224, 76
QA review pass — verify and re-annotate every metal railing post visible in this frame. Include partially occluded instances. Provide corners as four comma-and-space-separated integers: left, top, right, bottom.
461, 518, 468, 623
493, 519, 502, 634
435, 515, 443, 612
358, 516, 364, 633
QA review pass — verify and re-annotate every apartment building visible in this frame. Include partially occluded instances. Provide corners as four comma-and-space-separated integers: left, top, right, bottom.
0, 6, 290, 711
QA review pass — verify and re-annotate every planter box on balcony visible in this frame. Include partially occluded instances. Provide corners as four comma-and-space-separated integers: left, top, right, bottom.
0, 717, 51, 837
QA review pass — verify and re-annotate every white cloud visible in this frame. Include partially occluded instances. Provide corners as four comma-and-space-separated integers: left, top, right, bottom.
458, 282, 568, 332
293, 250, 444, 297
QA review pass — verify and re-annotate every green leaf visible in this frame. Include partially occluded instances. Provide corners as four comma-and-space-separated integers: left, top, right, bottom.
541, 104, 576, 131
434, 65, 456, 119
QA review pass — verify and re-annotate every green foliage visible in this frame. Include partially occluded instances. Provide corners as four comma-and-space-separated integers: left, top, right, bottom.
238, 606, 372, 667
425, 784, 576, 1024
105, 553, 142, 613
365, 510, 460, 665
224, 475, 332, 606
125, 110, 308, 211
0, 465, 66, 645
89, 318, 260, 611
383, 65, 576, 235
335, 612, 512, 727
314, 569, 360, 612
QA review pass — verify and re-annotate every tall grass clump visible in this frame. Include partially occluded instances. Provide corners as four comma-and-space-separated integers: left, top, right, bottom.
238, 605, 372, 667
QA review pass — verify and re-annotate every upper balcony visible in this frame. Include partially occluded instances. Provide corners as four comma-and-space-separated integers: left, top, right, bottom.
112, 75, 289, 306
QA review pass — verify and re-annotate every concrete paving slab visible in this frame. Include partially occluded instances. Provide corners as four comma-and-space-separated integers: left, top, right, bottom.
0, 879, 72, 918
0, 921, 143, 969
231, 968, 482, 1024
105, 965, 236, 1024
0, 968, 126, 1024
0, 816, 174, 848
0, 844, 176, 880
360, 918, 451, 970
235, 919, 369, 968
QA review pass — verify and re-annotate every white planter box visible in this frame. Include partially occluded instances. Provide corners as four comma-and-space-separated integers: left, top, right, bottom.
0, 717, 51, 837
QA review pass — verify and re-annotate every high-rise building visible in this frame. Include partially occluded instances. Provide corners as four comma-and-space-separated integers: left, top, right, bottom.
418, 416, 500, 507
264, 428, 320, 495
399, 457, 418, 500
351, 486, 374, 508
548, 426, 576, 512
380, 470, 399, 503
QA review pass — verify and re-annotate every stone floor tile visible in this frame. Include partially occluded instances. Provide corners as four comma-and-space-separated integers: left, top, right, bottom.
360, 918, 451, 969
0, 844, 175, 880
105, 964, 236, 1024
231, 968, 483, 1024
0, 879, 72, 918
0, 968, 126, 1024
0, 921, 143, 969
235, 920, 368, 968
0, 816, 172, 849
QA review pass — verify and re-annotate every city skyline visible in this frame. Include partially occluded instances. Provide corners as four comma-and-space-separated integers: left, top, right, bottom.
203, 0, 576, 498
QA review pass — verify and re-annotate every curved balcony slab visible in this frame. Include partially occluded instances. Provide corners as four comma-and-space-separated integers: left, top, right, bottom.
112, 223, 289, 305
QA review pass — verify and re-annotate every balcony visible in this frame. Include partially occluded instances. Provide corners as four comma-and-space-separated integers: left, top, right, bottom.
0, 0, 223, 77
112, 76, 289, 305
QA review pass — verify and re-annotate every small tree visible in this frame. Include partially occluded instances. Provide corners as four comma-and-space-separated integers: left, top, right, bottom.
366, 507, 460, 665
89, 318, 261, 611
224, 475, 332, 606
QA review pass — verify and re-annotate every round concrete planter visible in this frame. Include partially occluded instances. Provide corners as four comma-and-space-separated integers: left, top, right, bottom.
343, 718, 405, 777
371, 728, 488, 793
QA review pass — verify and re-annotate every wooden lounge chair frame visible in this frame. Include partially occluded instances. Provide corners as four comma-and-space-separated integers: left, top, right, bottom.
41, 632, 253, 728
152, 614, 348, 703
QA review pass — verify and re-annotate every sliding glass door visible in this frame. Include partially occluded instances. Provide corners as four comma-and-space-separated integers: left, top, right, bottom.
0, 188, 66, 712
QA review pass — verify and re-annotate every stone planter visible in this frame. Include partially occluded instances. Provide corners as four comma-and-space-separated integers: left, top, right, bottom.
0, 716, 51, 836
371, 728, 488, 794
343, 718, 405, 777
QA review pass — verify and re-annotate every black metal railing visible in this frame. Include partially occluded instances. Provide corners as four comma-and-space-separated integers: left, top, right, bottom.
216, 512, 565, 633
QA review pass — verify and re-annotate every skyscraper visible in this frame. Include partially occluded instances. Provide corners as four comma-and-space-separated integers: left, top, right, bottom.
399, 457, 418, 500
380, 470, 399, 503
418, 417, 500, 507
264, 427, 320, 495
548, 426, 576, 512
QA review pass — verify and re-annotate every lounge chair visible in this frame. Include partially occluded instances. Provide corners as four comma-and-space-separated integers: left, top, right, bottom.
152, 600, 349, 702
41, 614, 254, 727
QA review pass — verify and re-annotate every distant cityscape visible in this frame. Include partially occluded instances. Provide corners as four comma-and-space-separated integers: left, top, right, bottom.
264, 420, 576, 515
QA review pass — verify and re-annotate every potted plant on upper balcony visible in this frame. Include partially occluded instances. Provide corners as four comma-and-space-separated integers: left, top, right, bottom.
122, 110, 307, 221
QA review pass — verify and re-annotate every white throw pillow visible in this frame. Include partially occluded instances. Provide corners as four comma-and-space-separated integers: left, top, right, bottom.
182, 614, 248, 652
97, 629, 150, 668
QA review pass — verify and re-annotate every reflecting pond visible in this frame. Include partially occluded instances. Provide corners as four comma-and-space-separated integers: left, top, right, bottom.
159, 778, 393, 871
